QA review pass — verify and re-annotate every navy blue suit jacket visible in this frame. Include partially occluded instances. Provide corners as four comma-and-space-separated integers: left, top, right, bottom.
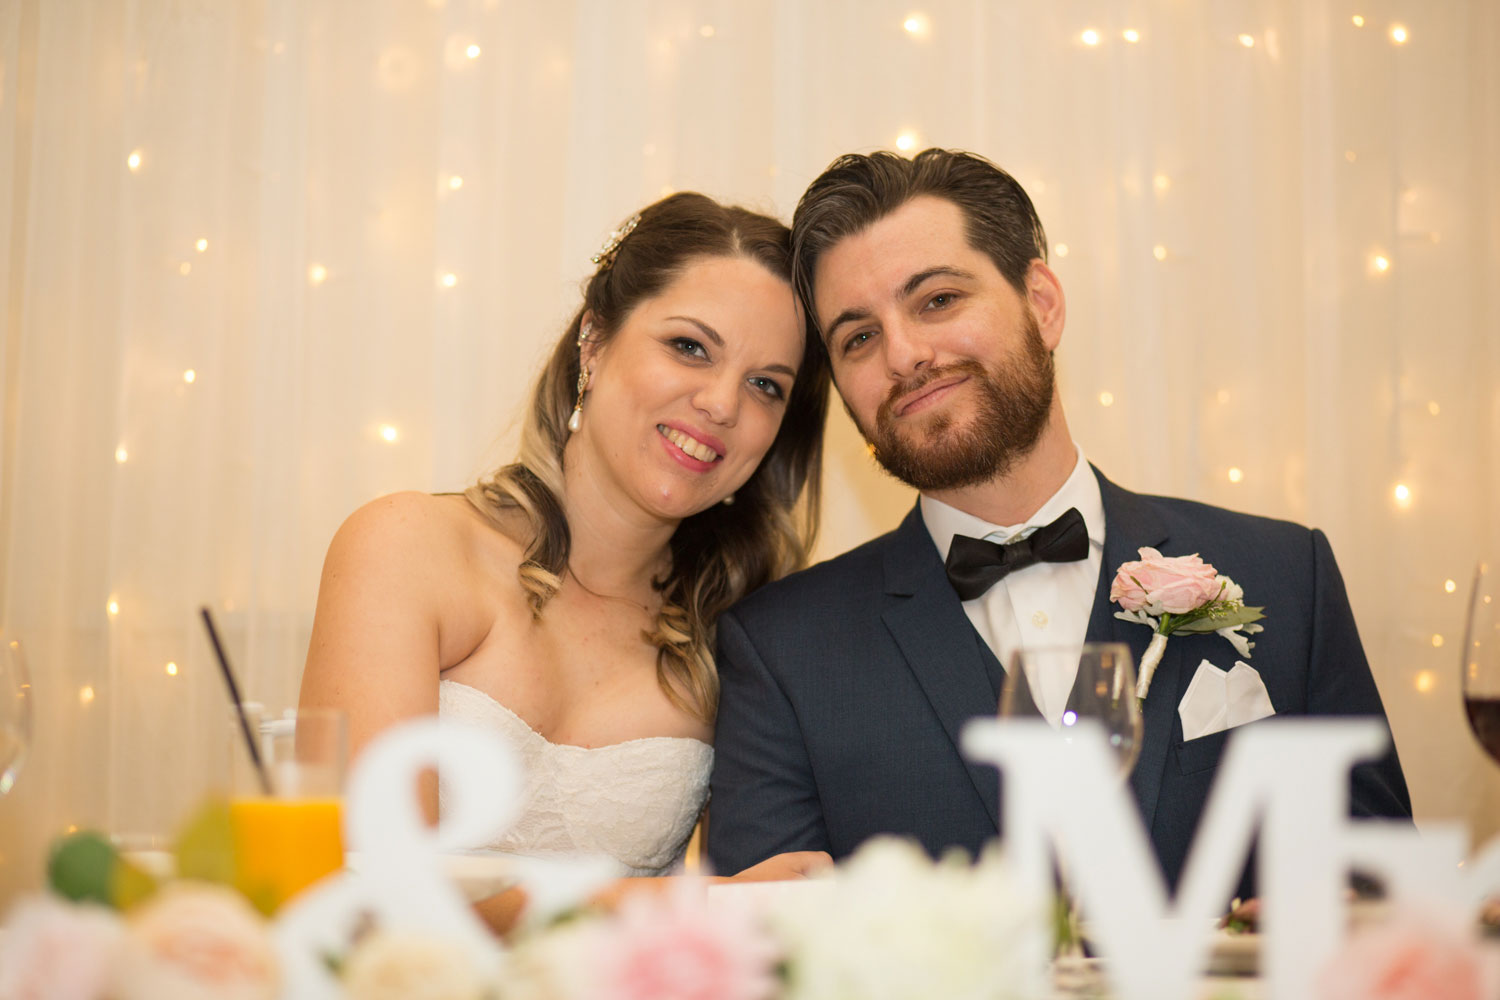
707, 469, 1412, 897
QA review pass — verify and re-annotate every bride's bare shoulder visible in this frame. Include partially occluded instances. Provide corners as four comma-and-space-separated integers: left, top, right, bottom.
322, 492, 494, 581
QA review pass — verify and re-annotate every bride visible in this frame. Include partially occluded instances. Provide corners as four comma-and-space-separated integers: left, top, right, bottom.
298, 192, 832, 927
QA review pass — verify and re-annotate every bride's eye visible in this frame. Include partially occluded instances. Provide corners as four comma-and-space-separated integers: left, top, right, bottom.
670, 337, 709, 360
748, 376, 786, 400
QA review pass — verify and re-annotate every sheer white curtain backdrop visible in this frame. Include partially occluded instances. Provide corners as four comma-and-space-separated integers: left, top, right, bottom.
1, 0, 1496, 897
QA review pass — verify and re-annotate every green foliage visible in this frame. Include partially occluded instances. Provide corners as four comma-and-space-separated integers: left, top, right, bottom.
173, 797, 238, 887
46, 830, 158, 910
1164, 603, 1266, 635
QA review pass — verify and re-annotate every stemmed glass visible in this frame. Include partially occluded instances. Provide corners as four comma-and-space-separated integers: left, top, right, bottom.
1000, 642, 1142, 982
1463, 560, 1500, 766
1, 639, 33, 796
1002, 641, 1143, 774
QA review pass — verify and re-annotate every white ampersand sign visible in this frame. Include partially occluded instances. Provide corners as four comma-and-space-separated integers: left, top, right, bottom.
270, 718, 613, 1000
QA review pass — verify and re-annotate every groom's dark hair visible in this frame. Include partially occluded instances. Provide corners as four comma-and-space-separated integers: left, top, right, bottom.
791, 148, 1048, 330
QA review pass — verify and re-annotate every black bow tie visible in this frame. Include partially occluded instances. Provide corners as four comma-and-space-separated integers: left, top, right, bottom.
943, 507, 1089, 601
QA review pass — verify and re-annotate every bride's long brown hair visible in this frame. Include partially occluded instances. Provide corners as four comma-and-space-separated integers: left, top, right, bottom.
466, 192, 829, 723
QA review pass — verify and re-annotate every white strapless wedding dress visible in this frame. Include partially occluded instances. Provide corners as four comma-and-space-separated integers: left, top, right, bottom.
437, 679, 713, 876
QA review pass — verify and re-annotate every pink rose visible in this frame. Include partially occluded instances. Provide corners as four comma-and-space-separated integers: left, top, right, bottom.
1109, 547, 1223, 615
113, 883, 278, 1000
1319, 911, 1493, 1000
0, 896, 124, 1000
592, 881, 779, 1000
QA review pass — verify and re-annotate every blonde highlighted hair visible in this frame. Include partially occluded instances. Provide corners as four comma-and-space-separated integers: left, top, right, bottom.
466, 192, 829, 723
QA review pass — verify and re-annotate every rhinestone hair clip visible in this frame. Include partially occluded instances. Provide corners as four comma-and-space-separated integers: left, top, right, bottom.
590, 212, 641, 269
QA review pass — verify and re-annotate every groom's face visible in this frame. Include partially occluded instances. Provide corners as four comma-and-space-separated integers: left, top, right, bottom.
810, 195, 1059, 491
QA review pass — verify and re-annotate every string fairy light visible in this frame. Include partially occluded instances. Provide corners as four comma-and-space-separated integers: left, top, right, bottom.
79, 686, 95, 705
183, 369, 196, 384
699, 25, 715, 38
1352, 15, 1365, 27
115, 446, 128, 464
903, 13, 931, 37
380, 425, 399, 443
440, 272, 458, 288
1415, 670, 1435, 693
1053, 243, 1069, 258
1152, 245, 1168, 261
1122, 28, 1140, 43
465, 44, 481, 59
1427, 401, 1440, 416
308, 263, 328, 286
1393, 483, 1412, 508
165, 662, 178, 677
1445, 579, 1457, 593
195, 238, 208, 253
1371, 253, 1392, 274
1080, 28, 1101, 46
107, 599, 120, 616
895, 131, 918, 152
1238, 34, 1256, 48
178, 262, 191, 276
1389, 24, 1408, 44
448, 175, 463, 190
1228, 467, 1244, 483
1097, 391, 1114, 407
127, 150, 143, 172
1431, 634, 1445, 648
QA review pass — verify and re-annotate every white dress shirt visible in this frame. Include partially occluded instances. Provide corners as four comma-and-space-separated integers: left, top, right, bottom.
920, 446, 1106, 724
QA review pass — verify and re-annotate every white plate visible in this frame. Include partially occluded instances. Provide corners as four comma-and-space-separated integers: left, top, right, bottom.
120, 850, 519, 903
1206, 931, 1259, 976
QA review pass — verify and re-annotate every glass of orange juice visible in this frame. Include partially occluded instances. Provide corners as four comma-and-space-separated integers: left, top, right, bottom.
230, 707, 346, 914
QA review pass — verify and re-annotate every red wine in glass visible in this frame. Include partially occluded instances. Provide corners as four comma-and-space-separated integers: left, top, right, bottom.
1463, 561, 1500, 766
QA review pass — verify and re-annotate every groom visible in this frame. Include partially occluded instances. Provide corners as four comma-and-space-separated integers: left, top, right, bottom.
707, 149, 1411, 899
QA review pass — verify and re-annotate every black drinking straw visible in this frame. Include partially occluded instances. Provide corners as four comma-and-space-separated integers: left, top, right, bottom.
200, 606, 273, 795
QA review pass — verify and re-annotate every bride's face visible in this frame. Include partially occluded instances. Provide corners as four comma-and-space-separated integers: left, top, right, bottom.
573, 254, 804, 523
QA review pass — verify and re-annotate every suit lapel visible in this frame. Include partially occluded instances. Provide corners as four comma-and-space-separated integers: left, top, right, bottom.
881, 505, 1002, 829
1086, 469, 1184, 833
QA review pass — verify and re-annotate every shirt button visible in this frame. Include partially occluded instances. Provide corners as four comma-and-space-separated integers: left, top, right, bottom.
1032, 611, 1049, 629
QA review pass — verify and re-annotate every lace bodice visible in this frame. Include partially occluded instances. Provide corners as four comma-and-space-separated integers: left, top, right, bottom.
437, 679, 712, 876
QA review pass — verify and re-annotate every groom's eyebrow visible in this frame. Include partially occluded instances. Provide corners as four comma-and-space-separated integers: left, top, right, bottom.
900, 266, 975, 298
822, 266, 977, 343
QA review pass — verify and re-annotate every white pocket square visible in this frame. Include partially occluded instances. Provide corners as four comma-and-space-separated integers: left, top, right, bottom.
1178, 659, 1276, 741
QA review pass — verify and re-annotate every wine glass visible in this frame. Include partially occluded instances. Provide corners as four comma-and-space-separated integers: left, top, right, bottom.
1, 639, 33, 796
1000, 642, 1141, 980
1463, 560, 1500, 766
1002, 641, 1143, 775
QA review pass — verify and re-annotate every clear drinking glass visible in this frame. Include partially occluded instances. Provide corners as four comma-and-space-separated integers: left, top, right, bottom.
1463, 560, 1500, 767
229, 707, 348, 912
0, 639, 33, 796
1001, 641, 1142, 983
1002, 641, 1143, 775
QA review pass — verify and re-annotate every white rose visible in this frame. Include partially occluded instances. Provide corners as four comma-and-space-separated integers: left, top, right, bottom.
343, 930, 491, 1000
770, 838, 1036, 1000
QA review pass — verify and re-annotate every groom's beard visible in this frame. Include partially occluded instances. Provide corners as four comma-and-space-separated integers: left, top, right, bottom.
852, 310, 1056, 492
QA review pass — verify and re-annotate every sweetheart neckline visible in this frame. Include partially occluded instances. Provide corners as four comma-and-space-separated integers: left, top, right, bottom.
439, 679, 713, 754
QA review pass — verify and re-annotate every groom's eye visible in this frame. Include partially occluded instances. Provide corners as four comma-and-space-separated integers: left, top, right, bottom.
842, 330, 875, 355
925, 292, 957, 310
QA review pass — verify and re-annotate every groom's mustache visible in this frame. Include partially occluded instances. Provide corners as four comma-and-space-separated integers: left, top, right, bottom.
877, 360, 988, 427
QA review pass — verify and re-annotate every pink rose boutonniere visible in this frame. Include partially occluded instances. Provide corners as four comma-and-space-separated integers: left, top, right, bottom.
1110, 547, 1266, 700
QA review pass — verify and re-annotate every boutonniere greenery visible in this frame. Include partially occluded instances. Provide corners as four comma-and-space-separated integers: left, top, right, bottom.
1109, 547, 1266, 700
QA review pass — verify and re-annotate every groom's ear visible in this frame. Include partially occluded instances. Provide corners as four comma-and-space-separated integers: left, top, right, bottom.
1023, 260, 1066, 350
